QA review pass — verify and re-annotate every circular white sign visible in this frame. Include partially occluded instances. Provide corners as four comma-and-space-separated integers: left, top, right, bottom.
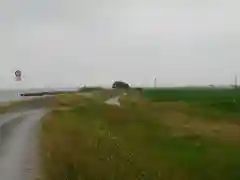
15, 70, 22, 77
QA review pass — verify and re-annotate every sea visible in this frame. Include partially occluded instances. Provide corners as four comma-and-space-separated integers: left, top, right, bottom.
0, 87, 80, 104
0, 90, 29, 103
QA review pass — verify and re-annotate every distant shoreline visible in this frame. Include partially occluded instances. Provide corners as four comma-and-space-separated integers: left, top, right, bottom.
20, 90, 79, 97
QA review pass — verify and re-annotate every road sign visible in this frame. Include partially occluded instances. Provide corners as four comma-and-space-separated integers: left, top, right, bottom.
15, 70, 22, 81
15, 70, 22, 77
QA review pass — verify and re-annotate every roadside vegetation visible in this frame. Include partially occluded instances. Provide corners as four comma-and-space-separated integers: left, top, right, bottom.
40, 89, 240, 180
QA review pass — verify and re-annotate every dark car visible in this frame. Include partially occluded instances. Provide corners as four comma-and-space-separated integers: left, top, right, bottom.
112, 81, 130, 89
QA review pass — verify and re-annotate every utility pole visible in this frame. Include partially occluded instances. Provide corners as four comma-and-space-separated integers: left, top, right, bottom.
154, 77, 157, 88
235, 75, 238, 89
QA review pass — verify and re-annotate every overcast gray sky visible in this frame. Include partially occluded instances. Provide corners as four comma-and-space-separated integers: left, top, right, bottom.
0, 0, 239, 89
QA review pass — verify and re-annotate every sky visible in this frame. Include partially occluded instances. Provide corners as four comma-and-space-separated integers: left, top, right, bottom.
0, 0, 239, 89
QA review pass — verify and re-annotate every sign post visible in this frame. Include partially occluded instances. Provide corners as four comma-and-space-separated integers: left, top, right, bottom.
0, 70, 23, 146
15, 70, 22, 81
15, 70, 22, 99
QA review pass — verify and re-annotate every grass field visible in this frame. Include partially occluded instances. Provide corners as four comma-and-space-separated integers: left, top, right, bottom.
40, 89, 240, 180
143, 88, 240, 113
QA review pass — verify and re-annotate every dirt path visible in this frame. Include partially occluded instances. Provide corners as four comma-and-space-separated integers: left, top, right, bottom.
0, 109, 47, 180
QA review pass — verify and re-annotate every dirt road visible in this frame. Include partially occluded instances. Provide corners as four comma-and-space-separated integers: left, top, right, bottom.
0, 109, 47, 180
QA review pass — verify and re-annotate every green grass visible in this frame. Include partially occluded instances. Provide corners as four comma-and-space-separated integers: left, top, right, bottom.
143, 88, 240, 113
40, 94, 240, 180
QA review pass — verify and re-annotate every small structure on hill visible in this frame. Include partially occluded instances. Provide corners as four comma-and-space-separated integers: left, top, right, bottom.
112, 81, 130, 89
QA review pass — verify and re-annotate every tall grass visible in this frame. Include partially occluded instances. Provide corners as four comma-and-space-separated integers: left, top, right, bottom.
40, 95, 240, 180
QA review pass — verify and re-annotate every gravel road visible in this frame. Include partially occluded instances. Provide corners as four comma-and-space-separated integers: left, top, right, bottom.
0, 109, 47, 180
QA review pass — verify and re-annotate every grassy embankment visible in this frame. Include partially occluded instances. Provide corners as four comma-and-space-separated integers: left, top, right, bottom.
40, 88, 240, 180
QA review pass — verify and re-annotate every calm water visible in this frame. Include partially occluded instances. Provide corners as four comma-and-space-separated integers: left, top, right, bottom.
0, 90, 25, 103
0, 88, 79, 103
0, 90, 40, 103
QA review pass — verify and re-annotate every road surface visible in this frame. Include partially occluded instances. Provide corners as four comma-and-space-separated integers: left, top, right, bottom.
0, 109, 47, 180
0, 95, 120, 180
